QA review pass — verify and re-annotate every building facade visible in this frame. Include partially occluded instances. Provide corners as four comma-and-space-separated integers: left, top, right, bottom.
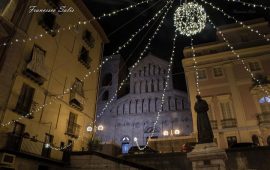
182, 18, 270, 149
96, 54, 192, 147
0, 0, 108, 169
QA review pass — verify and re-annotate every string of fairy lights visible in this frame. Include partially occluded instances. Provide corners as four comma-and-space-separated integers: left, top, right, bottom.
190, 37, 201, 95
134, 31, 177, 150
54, 0, 173, 151
0, 0, 153, 47
200, 0, 270, 42
1, 0, 270, 151
94, 0, 173, 125
224, 0, 270, 10
207, 16, 270, 97
0, 0, 164, 128
47, 0, 173, 151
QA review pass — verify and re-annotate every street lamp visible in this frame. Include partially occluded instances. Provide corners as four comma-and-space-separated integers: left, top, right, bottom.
86, 124, 104, 132
174, 129, 181, 135
163, 130, 169, 136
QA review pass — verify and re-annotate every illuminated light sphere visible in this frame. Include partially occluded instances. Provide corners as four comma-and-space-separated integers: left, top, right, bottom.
163, 130, 169, 136
134, 137, 138, 142
174, 129, 181, 135
45, 143, 50, 149
97, 125, 104, 131
174, 2, 207, 36
86, 126, 93, 132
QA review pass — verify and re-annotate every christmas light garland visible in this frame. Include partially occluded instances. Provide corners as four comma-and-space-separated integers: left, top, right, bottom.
190, 37, 201, 95
134, 31, 177, 150
0, 0, 167, 128
0, 0, 153, 47
225, 0, 270, 10
174, 2, 207, 36
207, 16, 270, 97
50, 0, 174, 151
200, 0, 270, 42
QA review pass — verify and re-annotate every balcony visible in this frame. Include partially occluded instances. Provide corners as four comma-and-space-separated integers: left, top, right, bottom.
210, 120, 218, 129
69, 91, 85, 111
257, 112, 270, 128
221, 118, 237, 128
0, 133, 64, 161
24, 64, 49, 85
65, 121, 81, 138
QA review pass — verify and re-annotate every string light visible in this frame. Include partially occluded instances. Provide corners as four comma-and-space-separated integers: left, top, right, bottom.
0, 0, 153, 47
174, 2, 207, 36
134, 31, 177, 150
200, 0, 270, 42
207, 16, 270, 97
94, 0, 174, 124
190, 37, 201, 95
0, 0, 166, 128
225, 0, 270, 10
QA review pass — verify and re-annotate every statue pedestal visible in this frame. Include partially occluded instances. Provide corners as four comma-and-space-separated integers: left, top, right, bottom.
187, 143, 227, 170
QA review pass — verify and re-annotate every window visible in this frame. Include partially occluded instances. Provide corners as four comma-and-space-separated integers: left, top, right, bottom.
197, 70, 207, 80
39, 13, 58, 36
102, 73, 112, 86
66, 112, 80, 138
15, 84, 35, 117
227, 136, 237, 148
72, 78, 84, 97
102, 91, 109, 101
249, 61, 261, 72
83, 30, 95, 48
213, 67, 223, 77
220, 102, 233, 119
78, 47, 91, 69
258, 96, 270, 113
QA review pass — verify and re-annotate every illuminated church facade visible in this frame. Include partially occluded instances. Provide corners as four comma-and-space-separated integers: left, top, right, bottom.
96, 54, 193, 146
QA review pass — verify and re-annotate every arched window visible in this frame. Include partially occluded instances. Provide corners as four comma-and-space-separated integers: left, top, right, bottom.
252, 135, 260, 146
102, 73, 112, 86
102, 91, 109, 101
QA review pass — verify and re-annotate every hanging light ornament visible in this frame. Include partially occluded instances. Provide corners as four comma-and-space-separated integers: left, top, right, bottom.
174, 2, 207, 36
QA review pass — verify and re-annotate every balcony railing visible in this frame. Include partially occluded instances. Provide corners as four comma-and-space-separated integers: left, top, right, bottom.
65, 121, 81, 138
221, 118, 237, 128
24, 62, 49, 85
257, 112, 270, 128
210, 120, 218, 129
0, 133, 63, 161
69, 91, 85, 111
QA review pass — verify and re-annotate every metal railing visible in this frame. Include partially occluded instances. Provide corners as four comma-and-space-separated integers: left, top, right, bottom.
65, 121, 81, 138
0, 133, 63, 161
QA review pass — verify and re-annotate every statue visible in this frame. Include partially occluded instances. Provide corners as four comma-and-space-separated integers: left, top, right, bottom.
194, 95, 214, 144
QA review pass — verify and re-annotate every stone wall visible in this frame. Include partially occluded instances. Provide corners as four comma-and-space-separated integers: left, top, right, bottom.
122, 146, 270, 170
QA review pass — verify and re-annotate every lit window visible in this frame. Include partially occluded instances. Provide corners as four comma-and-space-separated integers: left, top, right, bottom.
213, 67, 223, 77
197, 70, 207, 80
220, 102, 233, 119
248, 61, 261, 72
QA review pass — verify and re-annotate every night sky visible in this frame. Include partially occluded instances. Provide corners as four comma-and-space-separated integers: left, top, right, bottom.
84, 0, 270, 91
